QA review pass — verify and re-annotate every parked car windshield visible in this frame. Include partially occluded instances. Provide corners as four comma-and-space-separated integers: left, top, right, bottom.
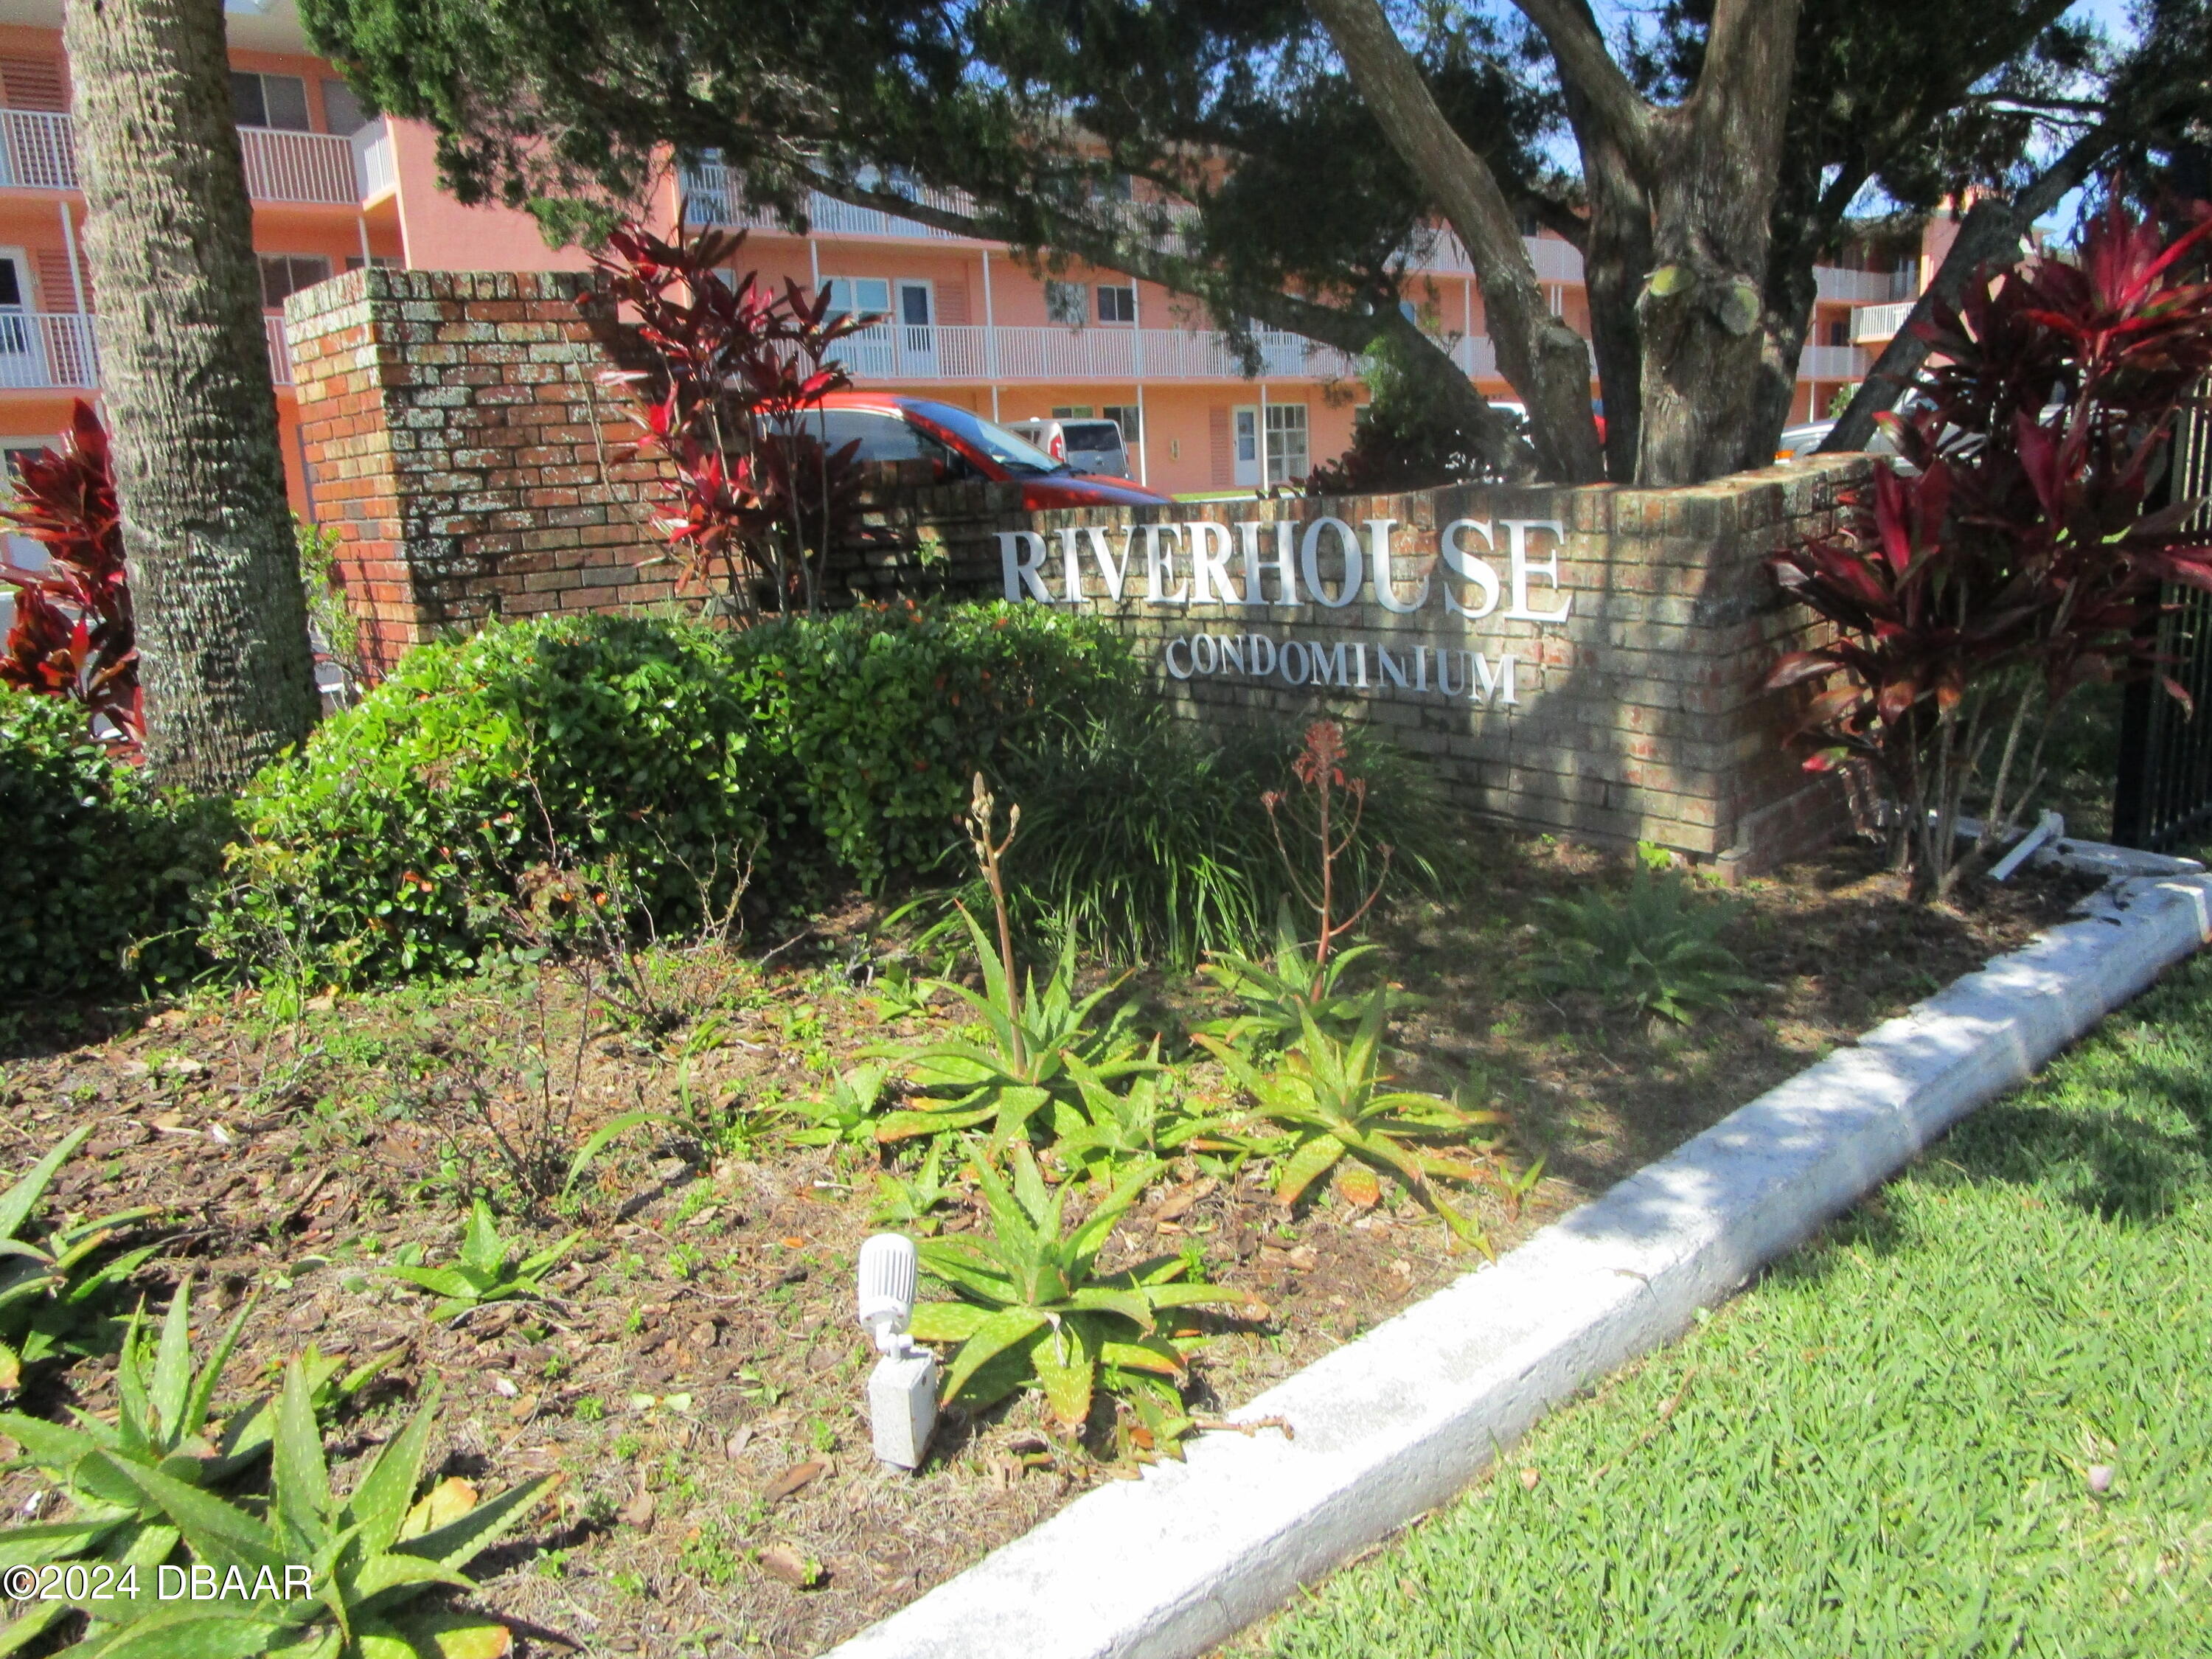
1060, 422, 1123, 451
912, 401, 1071, 476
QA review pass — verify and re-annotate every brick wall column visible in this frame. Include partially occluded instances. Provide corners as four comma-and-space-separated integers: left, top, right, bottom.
286, 268, 677, 672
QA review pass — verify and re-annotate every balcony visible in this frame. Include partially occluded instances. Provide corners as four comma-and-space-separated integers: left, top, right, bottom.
1798, 344, 1869, 380
1815, 265, 1894, 304
1850, 300, 1915, 344
0, 110, 369, 205
0, 310, 293, 392
0, 311, 97, 389
820, 321, 1368, 383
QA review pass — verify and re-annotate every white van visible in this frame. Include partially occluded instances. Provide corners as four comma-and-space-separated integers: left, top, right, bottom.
1005, 416, 1132, 479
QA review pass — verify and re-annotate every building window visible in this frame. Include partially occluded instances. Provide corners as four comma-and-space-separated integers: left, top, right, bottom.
259, 254, 333, 310
1044, 280, 1088, 327
1096, 284, 1137, 324
1827, 319, 1850, 347
1102, 403, 1141, 444
1050, 406, 1096, 419
822, 277, 891, 321
231, 72, 312, 132
321, 79, 369, 138
1266, 403, 1309, 480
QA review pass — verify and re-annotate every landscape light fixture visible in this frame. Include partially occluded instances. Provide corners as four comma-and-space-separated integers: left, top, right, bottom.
855, 1233, 937, 1470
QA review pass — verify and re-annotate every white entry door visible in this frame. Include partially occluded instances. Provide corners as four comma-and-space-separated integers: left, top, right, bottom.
897, 280, 936, 377
1233, 406, 1260, 487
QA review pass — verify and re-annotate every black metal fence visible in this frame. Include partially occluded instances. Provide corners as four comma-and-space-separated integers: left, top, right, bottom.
2113, 387, 2212, 850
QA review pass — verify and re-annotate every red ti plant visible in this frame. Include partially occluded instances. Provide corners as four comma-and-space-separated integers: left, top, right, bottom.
1767, 203, 2212, 899
588, 220, 871, 618
0, 398, 139, 746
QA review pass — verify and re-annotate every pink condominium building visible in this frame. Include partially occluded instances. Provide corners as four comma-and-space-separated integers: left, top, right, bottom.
0, 0, 1951, 510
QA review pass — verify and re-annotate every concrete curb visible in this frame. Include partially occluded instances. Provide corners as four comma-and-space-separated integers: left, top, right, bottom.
825, 866, 2212, 1659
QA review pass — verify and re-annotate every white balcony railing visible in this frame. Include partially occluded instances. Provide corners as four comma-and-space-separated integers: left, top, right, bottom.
265, 315, 293, 385
1798, 344, 1869, 380
352, 118, 395, 201
818, 321, 1368, 384
0, 311, 97, 389
1851, 300, 1916, 344
0, 112, 368, 204
1815, 265, 1895, 303
238, 126, 361, 205
0, 311, 291, 391
0, 110, 75, 191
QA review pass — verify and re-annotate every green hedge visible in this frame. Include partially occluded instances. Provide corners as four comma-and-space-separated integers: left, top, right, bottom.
206, 605, 1141, 984
0, 689, 224, 1001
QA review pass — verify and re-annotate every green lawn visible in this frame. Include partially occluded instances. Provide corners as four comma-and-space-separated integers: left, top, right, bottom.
1253, 953, 2212, 1659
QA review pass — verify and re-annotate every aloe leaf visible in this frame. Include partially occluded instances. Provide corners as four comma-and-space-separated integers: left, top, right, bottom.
1096, 1334, 1189, 1378
905, 1301, 990, 1341
1, 1408, 100, 1473
392, 1470, 556, 1575
380, 1265, 474, 1298
1274, 1133, 1346, 1206
349, 1548, 476, 1607
0, 1517, 122, 1570
0, 1126, 91, 1242
67, 1601, 296, 1659
1066, 1155, 1161, 1265
1057, 1286, 1155, 1333
350, 1389, 443, 1559
386, 1608, 518, 1659
100, 1455, 284, 1574
271, 1363, 331, 1562
939, 1307, 1048, 1405
182, 1292, 260, 1443
459, 1202, 503, 1278
148, 1281, 194, 1443
514, 1231, 580, 1282
1030, 1315, 1096, 1427
560, 1110, 679, 1202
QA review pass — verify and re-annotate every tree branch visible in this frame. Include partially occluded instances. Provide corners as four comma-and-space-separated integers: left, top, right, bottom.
1509, 0, 1657, 174
1309, 0, 1602, 481
1819, 120, 2115, 453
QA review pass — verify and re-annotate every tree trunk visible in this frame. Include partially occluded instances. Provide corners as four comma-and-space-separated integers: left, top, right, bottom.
1551, 2, 1651, 481
65, 0, 316, 793
1632, 0, 1801, 484
1308, 0, 1603, 484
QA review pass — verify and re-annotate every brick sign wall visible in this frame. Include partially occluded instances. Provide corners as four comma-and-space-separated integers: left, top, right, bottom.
288, 268, 1866, 871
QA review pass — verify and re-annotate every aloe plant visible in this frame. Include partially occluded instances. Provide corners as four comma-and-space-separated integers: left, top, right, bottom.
786, 1062, 891, 1148
1533, 871, 1761, 1024
1048, 1052, 1248, 1184
909, 1146, 1249, 1433
868, 908, 1150, 1149
1197, 988, 1502, 1250
0, 1125, 163, 1392
0, 1282, 397, 1656
1194, 898, 1391, 1051
382, 1200, 576, 1324
869, 1138, 956, 1234
43, 1363, 554, 1658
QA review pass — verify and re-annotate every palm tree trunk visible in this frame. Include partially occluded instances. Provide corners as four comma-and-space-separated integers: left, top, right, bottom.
64, 0, 316, 792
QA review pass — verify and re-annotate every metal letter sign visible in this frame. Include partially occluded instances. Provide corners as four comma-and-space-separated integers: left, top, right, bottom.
998, 516, 1571, 709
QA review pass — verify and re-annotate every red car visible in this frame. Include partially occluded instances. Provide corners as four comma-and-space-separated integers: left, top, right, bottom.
809, 392, 1174, 510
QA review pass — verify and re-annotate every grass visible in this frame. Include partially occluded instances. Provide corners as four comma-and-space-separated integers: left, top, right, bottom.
1251, 952, 2212, 1659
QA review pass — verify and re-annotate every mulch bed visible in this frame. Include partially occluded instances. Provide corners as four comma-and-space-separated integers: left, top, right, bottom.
0, 831, 2100, 1657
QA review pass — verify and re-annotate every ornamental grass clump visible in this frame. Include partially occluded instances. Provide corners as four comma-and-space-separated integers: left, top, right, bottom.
1767, 203, 2212, 899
